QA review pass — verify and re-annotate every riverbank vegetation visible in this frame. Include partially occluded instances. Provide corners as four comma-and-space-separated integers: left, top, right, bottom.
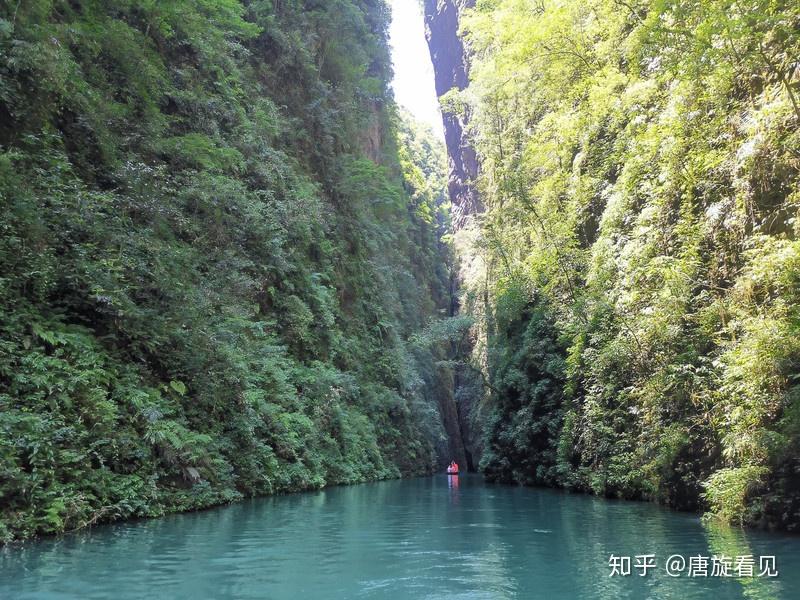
4, 0, 799, 542
0, 0, 452, 542
455, 0, 800, 529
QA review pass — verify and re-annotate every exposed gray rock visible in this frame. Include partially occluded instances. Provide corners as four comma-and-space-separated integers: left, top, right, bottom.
424, 0, 481, 228
425, 0, 483, 471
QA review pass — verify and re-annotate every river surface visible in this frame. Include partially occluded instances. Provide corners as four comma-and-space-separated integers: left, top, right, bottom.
1, 475, 798, 599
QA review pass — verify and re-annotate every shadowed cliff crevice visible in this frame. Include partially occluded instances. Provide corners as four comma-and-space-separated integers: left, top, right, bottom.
424, 0, 483, 471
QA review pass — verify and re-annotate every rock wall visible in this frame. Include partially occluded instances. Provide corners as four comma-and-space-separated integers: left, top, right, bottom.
425, 0, 483, 471
424, 0, 481, 228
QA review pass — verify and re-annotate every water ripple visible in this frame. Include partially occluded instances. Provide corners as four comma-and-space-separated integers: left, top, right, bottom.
0, 476, 797, 599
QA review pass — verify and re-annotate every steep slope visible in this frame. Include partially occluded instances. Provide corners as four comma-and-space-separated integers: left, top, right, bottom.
423, 0, 485, 471
424, 0, 480, 226
0, 0, 452, 542
430, 0, 800, 529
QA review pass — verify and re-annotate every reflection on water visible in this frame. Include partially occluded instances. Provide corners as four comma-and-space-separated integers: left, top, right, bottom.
1, 475, 798, 599
703, 521, 782, 600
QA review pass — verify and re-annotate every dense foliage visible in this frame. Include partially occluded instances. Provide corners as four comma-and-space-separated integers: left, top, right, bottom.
456, 0, 800, 528
0, 0, 452, 542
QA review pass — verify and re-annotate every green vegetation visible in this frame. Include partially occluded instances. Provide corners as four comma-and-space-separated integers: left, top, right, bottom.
0, 0, 452, 542
455, 0, 800, 529
3, 0, 798, 542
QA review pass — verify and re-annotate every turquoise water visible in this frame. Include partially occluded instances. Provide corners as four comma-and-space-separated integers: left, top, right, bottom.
1, 475, 798, 599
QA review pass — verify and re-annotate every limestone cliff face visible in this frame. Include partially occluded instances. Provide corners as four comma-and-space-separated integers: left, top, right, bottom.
360, 100, 384, 163
425, 0, 483, 471
424, 0, 481, 228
